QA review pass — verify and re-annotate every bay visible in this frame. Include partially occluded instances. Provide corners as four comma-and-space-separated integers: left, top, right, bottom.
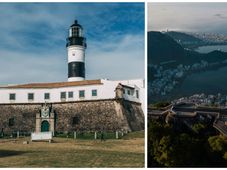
177, 66, 227, 96
195, 44, 227, 53
177, 45, 227, 97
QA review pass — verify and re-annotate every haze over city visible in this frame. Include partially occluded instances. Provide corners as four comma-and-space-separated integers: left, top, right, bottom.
148, 3, 227, 34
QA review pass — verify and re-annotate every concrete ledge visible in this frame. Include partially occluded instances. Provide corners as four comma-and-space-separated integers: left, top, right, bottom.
31, 132, 53, 141
0, 98, 142, 105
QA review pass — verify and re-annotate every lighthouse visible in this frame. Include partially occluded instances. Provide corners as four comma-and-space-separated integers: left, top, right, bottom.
66, 20, 87, 82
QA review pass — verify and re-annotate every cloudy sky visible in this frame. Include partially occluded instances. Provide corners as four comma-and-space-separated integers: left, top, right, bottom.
148, 3, 227, 34
0, 3, 144, 85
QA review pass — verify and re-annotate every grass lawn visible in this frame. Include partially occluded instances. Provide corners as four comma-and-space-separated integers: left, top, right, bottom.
0, 131, 144, 168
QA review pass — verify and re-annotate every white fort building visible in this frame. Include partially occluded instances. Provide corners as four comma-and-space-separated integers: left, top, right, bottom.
0, 20, 144, 134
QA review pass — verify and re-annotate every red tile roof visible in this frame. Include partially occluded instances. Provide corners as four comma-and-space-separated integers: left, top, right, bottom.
2, 79, 102, 89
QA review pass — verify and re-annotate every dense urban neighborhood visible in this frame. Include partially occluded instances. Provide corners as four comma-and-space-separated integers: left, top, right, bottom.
149, 59, 227, 97
165, 31, 227, 49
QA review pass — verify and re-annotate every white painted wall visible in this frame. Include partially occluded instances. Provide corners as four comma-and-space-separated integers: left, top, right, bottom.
105, 79, 145, 112
0, 79, 144, 112
67, 46, 85, 63
68, 77, 85, 82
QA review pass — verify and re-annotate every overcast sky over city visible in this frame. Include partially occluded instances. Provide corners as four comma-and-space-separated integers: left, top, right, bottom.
148, 3, 227, 34
0, 3, 144, 85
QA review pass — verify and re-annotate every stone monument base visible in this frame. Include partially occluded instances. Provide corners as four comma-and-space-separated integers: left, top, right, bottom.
31, 132, 53, 141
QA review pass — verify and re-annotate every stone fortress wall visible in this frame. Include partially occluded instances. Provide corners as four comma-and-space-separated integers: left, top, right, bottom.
0, 99, 144, 134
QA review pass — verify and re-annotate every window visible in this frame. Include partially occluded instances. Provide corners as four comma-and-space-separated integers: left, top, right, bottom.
136, 90, 139, 99
44, 93, 50, 100
68, 91, 73, 98
79, 90, 85, 98
60, 92, 66, 100
28, 93, 34, 101
72, 27, 80, 37
9, 93, 16, 100
8, 118, 15, 126
123, 89, 125, 94
127, 90, 131, 95
72, 116, 80, 125
92, 89, 97, 97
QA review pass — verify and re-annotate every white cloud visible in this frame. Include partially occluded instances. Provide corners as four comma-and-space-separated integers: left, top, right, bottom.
0, 3, 144, 85
86, 34, 144, 80
0, 33, 144, 85
0, 49, 67, 85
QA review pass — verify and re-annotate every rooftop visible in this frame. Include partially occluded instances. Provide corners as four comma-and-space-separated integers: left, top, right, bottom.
0, 79, 102, 89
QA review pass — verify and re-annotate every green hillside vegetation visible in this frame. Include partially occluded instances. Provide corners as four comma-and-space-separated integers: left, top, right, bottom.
148, 31, 227, 67
148, 120, 227, 167
148, 31, 185, 66
149, 102, 170, 109
165, 31, 205, 48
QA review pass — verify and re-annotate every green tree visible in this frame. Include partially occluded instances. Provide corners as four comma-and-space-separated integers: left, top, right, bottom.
152, 102, 170, 109
208, 135, 227, 162
208, 136, 225, 151
192, 123, 207, 134
223, 152, 227, 160
148, 120, 227, 167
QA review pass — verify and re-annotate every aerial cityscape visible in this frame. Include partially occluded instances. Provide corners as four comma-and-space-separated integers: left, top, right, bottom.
148, 3, 227, 167
149, 31, 227, 103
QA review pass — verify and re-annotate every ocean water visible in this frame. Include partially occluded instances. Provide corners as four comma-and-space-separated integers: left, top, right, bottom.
150, 45, 227, 103
195, 45, 227, 53
177, 66, 227, 96
174, 45, 227, 98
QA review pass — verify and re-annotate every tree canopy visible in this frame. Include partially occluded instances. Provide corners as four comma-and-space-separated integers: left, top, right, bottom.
148, 120, 227, 167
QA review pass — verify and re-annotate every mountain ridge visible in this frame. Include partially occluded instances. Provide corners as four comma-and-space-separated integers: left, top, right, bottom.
148, 31, 227, 67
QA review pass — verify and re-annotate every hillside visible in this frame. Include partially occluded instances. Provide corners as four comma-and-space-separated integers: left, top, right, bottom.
165, 31, 205, 48
148, 31, 227, 103
148, 31, 186, 65
148, 31, 227, 67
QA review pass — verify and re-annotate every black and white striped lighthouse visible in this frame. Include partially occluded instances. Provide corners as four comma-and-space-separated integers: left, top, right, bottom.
66, 20, 87, 82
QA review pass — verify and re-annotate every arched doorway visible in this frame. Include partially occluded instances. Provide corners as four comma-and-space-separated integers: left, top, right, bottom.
41, 120, 49, 132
